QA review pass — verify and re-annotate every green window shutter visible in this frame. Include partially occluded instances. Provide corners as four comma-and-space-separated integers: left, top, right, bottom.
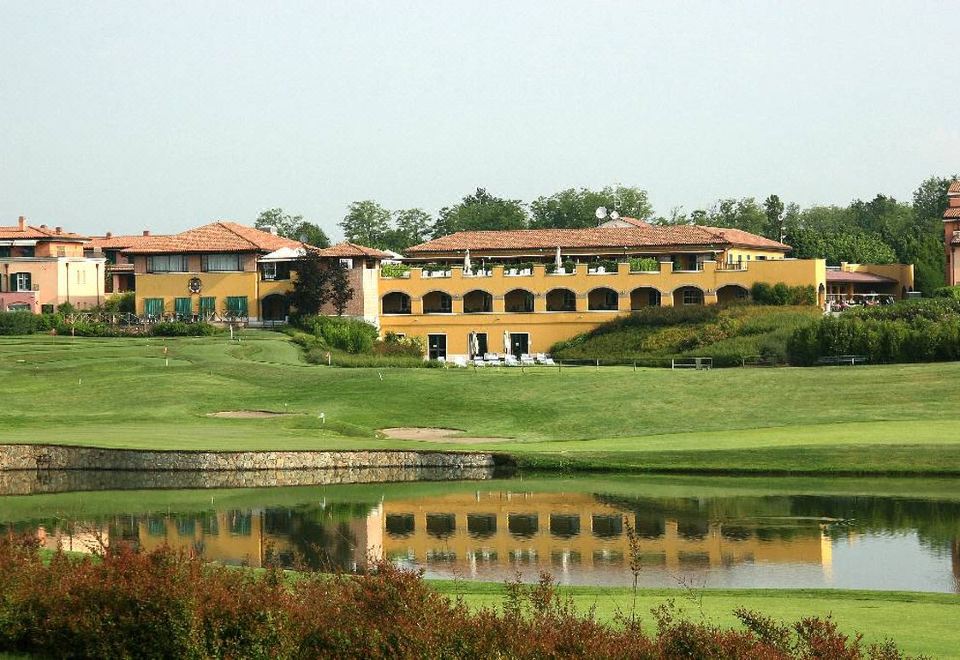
199, 297, 216, 315
145, 298, 164, 316
226, 296, 248, 316
175, 297, 192, 317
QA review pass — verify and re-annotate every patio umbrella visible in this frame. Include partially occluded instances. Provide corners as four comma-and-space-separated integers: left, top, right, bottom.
472, 332, 480, 356
555, 246, 562, 270
463, 249, 472, 275
504, 330, 511, 356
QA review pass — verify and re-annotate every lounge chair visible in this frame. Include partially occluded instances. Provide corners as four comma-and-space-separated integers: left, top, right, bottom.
473, 357, 486, 367
484, 353, 501, 365
451, 356, 469, 368
520, 354, 536, 366
503, 354, 519, 367
539, 354, 556, 366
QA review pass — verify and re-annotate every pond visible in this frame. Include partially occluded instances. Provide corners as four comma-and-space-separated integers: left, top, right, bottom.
2, 472, 958, 593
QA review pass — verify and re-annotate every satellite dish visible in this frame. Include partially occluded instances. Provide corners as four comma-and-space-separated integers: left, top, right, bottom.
595, 206, 608, 220
610, 211, 620, 221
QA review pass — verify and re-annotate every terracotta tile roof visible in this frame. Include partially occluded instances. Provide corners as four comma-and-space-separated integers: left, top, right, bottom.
948, 180, 960, 195
617, 216, 653, 228
0, 224, 87, 241
698, 226, 791, 250
89, 234, 169, 249
943, 208, 960, 219
318, 242, 391, 258
405, 224, 790, 254
826, 271, 896, 284
123, 221, 303, 254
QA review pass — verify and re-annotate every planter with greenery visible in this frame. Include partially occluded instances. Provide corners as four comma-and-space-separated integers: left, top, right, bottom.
380, 263, 411, 278
546, 260, 577, 275
628, 257, 660, 273
587, 259, 619, 274
420, 263, 451, 277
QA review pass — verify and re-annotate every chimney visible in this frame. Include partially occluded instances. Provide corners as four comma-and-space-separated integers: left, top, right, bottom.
55, 226, 62, 234
17, 216, 25, 231
40, 224, 47, 229
142, 230, 151, 236
105, 231, 113, 238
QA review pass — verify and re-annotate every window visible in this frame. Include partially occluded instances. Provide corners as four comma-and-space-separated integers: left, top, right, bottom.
202, 253, 242, 272
339, 258, 354, 269
76, 269, 85, 285
144, 298, 165, 316
225, 296, 249, 317
57, 247, 66, 257
261, 262, 276, 280
260, 261, 291, 281
41, 304, 54, 314
174, 297, 192, 317
0, 247, 9, 258
147, 255, 188, 272
199, 297, 216, 316
682, 288, 704, 305
12, 272, 31, 292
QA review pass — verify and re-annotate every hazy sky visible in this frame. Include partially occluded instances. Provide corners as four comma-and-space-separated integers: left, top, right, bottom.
2, 1, 958, 239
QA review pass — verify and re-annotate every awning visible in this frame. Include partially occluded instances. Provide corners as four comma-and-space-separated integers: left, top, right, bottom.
825, 271, 896, 285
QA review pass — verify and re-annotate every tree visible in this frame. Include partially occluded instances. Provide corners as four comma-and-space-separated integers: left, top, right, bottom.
381, 208, 432, 252
682, 198, 768, 236
288, 248, 331, 316
340, 200, 391, 248
327, 262, 354, 316
431, 188, 527, 238
529, 185, 653, 229
255, 208, 330, 248
763, 195, 785, 241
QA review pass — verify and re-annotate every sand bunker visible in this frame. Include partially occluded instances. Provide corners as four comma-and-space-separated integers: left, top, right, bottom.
208, 410, 295, 419
379, 427, 506, 445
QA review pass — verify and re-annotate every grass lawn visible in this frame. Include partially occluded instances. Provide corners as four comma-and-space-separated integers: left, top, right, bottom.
3, 332, 960, 473
431, 581, 960, 658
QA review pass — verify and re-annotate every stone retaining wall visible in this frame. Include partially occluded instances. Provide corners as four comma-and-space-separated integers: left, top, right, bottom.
0, 465, 502, 496
0, 444, 500, 473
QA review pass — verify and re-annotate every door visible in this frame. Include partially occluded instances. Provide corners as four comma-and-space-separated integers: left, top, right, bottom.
509, 333, 529, 358
428, 334, 447, 360
475, 333, 488, 357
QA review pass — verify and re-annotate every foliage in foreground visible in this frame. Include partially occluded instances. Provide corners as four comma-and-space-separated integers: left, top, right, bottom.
0, 311, 219, 337
787, 299, 960, 365
551, 304, 821, 367
287, 320, 440, 367
0, 535, 910, 659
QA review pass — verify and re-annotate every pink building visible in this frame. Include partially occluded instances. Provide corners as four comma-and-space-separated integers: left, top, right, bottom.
944, 181, 960, 285
0, 216, 106, 312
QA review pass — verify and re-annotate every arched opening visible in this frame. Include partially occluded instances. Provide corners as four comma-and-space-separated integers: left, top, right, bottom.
545, 288, 576, 312
261, 294, 288, 322
588, 287, 619, 311
504, 289, 534, 313
674, 286, 704, 306
630, 287, 661, 310
716, 284, 749, 304
382, 292, 411, 314
463, 289, 492, 313
423, 290, 452, 314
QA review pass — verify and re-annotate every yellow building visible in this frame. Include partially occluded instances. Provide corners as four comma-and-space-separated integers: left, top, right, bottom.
382, 221, 914, 360
124, 221, 387, 325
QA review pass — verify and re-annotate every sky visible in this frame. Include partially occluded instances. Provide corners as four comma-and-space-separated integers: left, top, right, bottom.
1, 1, 958, 239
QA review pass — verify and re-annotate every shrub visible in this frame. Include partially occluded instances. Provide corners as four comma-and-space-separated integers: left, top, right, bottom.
787, 300, 960, 365
932, 285, 960, 300
752, 282, 816, 306
297, 315, 378, 354
103, 292, 136, 313
151, 321, 220, 337
0, 312, 42, 335
629, 257, 660, 272
380, 263, 410, 278
0, 534, 909, 659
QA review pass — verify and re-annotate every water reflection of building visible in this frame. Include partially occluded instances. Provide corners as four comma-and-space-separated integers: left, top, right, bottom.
134, 505, 383, 570
381, 492, 831, 579
36, 524, 109, 554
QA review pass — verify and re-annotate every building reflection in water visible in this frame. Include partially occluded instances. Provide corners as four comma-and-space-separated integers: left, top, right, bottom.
381, 492, 832, 584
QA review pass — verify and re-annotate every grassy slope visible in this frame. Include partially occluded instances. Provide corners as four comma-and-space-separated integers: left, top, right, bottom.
431, 581, 960, 658
2, 333, 960, 473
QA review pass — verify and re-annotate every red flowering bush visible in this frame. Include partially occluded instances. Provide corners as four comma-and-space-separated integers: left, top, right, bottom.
0, 533, 911, 659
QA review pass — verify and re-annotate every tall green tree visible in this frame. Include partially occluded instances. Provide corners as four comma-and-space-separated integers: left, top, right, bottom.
431, 188, 527, 238
381, 208, 432, 252
288, 248, 331, 316
340, 200, 391, 247
254, 208, 330, 247
763, 194, 785, 242
327, 262, 354, 316
529, 185, 653, 228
